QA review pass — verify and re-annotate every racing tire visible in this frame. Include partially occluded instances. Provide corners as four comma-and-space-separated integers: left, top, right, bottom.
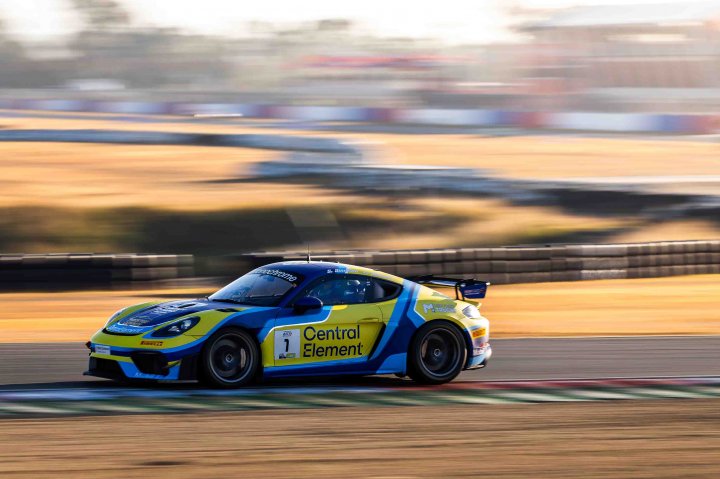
199, 327, 260, 388
407, 321, 467, 385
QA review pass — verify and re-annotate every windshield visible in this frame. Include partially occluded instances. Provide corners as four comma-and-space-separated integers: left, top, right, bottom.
209, 269, 302, 307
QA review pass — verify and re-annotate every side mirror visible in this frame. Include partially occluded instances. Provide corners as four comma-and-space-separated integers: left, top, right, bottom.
293, 296, 323, 314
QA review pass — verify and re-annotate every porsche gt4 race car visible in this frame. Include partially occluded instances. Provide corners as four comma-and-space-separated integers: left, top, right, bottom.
85, 262, 491, 387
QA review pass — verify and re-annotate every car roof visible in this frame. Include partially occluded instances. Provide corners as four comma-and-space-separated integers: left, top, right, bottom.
256, 261, 403, 284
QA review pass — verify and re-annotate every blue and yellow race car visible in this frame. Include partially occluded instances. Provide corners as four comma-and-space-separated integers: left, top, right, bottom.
85, 261, 491, 387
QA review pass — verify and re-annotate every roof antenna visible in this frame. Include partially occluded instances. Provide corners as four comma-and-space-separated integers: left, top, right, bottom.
306, 244, 312, 263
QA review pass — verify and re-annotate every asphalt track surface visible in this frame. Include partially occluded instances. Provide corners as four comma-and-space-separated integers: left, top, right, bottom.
2, 336, 720, 390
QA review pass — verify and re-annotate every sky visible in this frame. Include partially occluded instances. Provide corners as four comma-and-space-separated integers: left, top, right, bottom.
0, 0, 703, 44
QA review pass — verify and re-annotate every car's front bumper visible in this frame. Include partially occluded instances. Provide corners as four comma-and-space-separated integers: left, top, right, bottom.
465, 344, 492, 370
84, 351, 199, 381
85, 330, 205, 381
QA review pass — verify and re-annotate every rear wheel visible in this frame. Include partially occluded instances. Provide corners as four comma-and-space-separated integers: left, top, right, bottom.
200, 328, 260, 388
407, 321, 466, 385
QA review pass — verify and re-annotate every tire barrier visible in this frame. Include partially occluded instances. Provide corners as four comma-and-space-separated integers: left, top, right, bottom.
0, 253, 194, 290
239, 240, 720, 284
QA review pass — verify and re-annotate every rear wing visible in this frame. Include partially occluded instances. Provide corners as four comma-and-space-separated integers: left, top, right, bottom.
409, 275, 489, 301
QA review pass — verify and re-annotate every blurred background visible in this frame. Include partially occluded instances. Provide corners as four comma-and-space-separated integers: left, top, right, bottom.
2, 5, 720, 476
0, 0, 719, 281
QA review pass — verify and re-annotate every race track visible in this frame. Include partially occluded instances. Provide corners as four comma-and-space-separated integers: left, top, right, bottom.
3, 336, 720, 389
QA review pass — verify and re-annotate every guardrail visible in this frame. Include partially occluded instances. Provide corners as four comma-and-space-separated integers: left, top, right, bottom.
240, 240, 720, 284
0, 253, 194, 290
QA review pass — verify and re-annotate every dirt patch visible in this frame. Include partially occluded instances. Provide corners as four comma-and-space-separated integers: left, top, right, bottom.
1, 399, 719, 478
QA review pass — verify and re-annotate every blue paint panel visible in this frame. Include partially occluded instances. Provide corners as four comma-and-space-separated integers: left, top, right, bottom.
118, 361, 181, 380
263, 356, 372, 378
369, 280, 418, 361
257, 306, 333, 343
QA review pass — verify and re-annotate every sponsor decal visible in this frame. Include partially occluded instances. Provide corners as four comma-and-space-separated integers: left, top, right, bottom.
276, 326, 365, 360
140, 340, 164, 347
463, 288, 484, 296
95, 344, 111, 355
303, 342, 363, 358
106, 323, 150, 334
257, 269, 298, 283
471, 328, 487, 338
422, 303, 455, 314
302, 325, 363, 358
326, 267, 347, 274
275, 329, 300, 360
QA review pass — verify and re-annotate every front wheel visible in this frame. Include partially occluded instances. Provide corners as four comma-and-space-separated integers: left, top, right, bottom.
407, 321, 467, 385
200, 328, 260, 388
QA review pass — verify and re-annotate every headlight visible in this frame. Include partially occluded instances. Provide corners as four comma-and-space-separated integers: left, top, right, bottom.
104, 308, 126, 328
462, 305, 481, 319
151, 317, 200, 338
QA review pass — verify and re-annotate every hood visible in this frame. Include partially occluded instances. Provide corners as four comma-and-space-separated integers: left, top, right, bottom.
106, 299, 231, 335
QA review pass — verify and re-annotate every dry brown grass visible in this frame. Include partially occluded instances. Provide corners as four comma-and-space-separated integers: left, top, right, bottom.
341, 197, 629, 250
1, 112, 719, 248
2, 400, 720, 478
0, 141, 361, 210
378, 133, 720, 180
7, 113, 720, 180
1, 274, 719, 343
1, 113, 719, 220
483, 274, 720, 338
610, 219, 720, 243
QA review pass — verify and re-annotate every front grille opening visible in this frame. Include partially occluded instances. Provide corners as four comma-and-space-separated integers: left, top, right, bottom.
92, 357, 123, 376
130, 351, 169, 375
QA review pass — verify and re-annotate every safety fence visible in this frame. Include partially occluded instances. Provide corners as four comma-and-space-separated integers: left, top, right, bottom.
240, 240, 720, 284
0, 253, 193, 290
0, 98, 716, 134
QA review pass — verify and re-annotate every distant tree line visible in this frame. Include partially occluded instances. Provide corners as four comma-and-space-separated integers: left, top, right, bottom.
0, 0, 452, 91
0, 0, 236, 89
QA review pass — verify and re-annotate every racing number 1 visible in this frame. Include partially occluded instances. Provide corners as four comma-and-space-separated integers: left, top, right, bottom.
275, 329, 300, 360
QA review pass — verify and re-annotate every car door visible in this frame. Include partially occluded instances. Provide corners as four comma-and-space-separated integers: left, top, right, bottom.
272, 274, 384, 367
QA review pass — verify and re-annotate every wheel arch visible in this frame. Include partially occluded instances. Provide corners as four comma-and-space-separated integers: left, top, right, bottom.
407, 318, 473, 370
423, 317, 474, 367
198, 325, 264, 386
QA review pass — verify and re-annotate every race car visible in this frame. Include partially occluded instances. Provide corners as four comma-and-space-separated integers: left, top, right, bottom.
85, 261, 491, 387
